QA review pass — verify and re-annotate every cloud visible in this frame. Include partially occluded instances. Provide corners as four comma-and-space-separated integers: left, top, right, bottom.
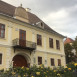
2, 0, 77, 16
42, 9, 69, 22
42, 6, 77, 39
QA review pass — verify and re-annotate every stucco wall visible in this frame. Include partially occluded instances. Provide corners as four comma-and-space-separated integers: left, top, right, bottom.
0, 15, 66, 70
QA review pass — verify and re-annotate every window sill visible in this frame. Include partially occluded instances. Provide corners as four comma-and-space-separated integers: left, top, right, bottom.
51, 65, 55, 66
56, 49, 60, 50
38, 64, 42, 65
49, 47, 54, 49
0, 64, 2, 66
37, 45, 42, 47
0, 37, 6, 40
58, 65, 61, 66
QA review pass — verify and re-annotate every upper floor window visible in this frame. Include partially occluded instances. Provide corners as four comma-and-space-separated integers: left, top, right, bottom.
0, 23, 5, 38
56, 40, 60, 49
49, 38, 53, 48
51, 58, 55, 66
37, 34, 42, 45
0, 54, 2, 64
58, 59, 61, 66
38, 57, 42, 65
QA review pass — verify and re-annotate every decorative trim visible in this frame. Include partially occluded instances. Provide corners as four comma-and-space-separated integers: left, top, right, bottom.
0, 44, 12, 47
35, 49, 65, 56
0, 13, 65, 38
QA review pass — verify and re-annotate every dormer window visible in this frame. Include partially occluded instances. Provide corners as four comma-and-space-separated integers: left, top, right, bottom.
0, 23, 5, 38
41, 23, 43, 27
36, 22, 44, 29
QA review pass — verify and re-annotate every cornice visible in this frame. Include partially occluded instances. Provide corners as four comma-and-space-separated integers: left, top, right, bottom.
0, 13, 65, 38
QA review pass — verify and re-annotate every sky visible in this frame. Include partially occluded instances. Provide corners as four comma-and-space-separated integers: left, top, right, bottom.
2, 0, 77, 39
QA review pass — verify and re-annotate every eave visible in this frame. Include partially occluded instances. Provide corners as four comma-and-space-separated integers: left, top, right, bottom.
0, 13, 65, 38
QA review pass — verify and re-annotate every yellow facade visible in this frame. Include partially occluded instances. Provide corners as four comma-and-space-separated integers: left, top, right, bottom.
0, 14, 66, 70
0, 2, 66, 70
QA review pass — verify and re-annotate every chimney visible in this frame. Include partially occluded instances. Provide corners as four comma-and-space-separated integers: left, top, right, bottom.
25, 8, 31, 12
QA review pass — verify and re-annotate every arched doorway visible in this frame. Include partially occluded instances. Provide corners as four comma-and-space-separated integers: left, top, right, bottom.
13, 55, 28, 67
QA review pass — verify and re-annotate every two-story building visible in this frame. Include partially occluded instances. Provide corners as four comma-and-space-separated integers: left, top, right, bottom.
0, 1, 66, 70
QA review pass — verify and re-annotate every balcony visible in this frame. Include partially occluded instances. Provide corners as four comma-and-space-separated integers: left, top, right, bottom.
13, 38, 36, 51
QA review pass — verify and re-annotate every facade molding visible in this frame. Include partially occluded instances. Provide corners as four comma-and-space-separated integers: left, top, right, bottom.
0, 14, 64, 38
36, 49, 65, 56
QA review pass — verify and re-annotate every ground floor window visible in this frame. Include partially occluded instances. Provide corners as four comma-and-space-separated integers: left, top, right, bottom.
0, 54, 2, 64
51, 58, 55, 66
38, 57, 42, 65
58, 59, 61, 66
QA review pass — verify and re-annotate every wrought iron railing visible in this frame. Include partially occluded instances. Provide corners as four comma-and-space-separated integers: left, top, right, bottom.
12, 38, 36, 50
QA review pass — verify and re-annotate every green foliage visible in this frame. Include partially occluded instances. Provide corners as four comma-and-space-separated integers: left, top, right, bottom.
73, 38, 77, 55
64, 43, 75, 63
64, 43, 72, 54
0, 63, 77, 77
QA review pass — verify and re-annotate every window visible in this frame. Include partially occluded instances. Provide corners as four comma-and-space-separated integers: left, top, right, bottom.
37, 34, 42, 45
41, 22, 43, 27
58, 59, 61, 66
49, 38, 53, 48
51, 58, 55, 66
38, 57, 42, 65
0, 54, 2, 64
19, 29, 26, 40
0, 23, 5, 38
56, 40, 60, 49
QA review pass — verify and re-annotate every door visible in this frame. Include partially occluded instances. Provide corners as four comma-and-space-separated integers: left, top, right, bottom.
13, 55, 28, 67
19, 29, 26, 47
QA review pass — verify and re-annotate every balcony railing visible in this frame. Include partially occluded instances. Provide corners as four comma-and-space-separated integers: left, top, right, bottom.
13, 38, 36, 50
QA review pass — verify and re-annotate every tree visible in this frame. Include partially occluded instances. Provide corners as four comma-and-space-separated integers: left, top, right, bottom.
64, 43, 74, 64
73, 37, 77, 56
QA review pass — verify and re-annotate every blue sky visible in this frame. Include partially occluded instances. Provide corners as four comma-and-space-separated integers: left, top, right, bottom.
2, 0, 77, 39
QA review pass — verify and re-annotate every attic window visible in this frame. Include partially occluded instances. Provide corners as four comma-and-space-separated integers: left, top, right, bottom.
41, 23, 43, 27
36, 22, 44, 29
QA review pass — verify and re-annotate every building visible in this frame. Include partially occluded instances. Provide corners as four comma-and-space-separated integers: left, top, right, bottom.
64, 38, 74, 45
0, 1, 66, 70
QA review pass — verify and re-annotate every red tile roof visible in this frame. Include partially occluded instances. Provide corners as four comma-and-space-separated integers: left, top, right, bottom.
64, 38, 74, 44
